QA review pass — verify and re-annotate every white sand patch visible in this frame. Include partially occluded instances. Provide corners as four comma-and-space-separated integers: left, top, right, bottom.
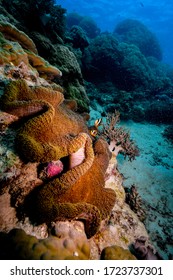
117, 121, 173, 259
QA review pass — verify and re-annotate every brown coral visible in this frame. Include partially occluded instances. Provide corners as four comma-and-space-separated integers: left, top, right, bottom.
0, 20, 37, 54
101, 245, 136, 260
1, 79, 88, 162
100, 110, 139, 160
26, 51, 62, 80
25, 137, 115, 238
1, 79, 116, 238
0, 33, 29, 66
0, 25, 62, 85
0, 224, 90, 260
53, 138, 116, 220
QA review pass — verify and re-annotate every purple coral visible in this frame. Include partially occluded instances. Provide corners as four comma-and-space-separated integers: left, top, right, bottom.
39, 160, 64, 180
130, 236, 163, 260
46, 160, 63, 178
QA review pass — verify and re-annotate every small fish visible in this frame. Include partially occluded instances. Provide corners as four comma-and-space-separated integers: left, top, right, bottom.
90, 129, 98, 137
89, 118, 102, 138
94, 118, 102, 128
140, 2, 144, 7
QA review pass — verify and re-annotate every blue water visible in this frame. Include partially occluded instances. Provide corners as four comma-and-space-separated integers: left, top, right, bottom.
57, 0, 173, 66
56, 0, 173, 258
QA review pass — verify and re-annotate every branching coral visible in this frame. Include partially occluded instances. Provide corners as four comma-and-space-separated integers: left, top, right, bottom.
91, 110, 139, 160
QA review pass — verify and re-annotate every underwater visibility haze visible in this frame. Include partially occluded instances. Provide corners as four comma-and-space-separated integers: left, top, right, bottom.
57, 0, 173, 66
54, 0, 173, 259
0, 0, 173, 260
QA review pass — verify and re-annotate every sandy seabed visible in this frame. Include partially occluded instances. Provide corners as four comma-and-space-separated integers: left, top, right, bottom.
117, 121, 173, 259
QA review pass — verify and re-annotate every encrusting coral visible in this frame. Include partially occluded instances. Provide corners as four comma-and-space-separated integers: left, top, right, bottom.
0, 79, 116, 238
0, 20, 62, 86
26, 51, 62, 81
24, 136, 116, 238
125, 184, 146, 222
0, 222, 90, 260
0, 79, 88, 162
100, 245, 136, 260
130, 236, 163, 260
0, 4, 166, 259
0, 20, 38, 54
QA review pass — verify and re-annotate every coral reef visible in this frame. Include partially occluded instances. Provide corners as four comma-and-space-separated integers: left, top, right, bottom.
0, 79, 116, 238
88, 145, 149, 259
130, 236, 163, 260
82, 33, 154, 91
0, 3, 163, 260
101, 245, 136, 260
26, 51, 62, 81
68, 25, 89, 51
0, 150, 150, 259
82, 34, 121, 85
100, 111, 139, 160
0, 79, 88, 162
24, 137, 116, 238
0, 22, 62, 86
2, 0, 66, 40
46, 43, 89, 112
114, 19, 162, 61
125, 185, 146, 222
0, 111, 21, 183
78, 16, 100, 39
0, 2, 89, 112
66, 12, 100, 39
0, 222, 90, 260
0, 19, 37, 54
1, 1, 173, 122
0, 31, 28, 67
82, 32, 173, 123
119, 42, 154, 90
0, 112, 151, 258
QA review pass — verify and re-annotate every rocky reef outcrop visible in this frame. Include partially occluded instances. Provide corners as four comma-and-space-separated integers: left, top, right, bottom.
0, 1, 89, 112
114, 19, 162, 61
81, 31, 173, 123
0, 3, 161, 260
